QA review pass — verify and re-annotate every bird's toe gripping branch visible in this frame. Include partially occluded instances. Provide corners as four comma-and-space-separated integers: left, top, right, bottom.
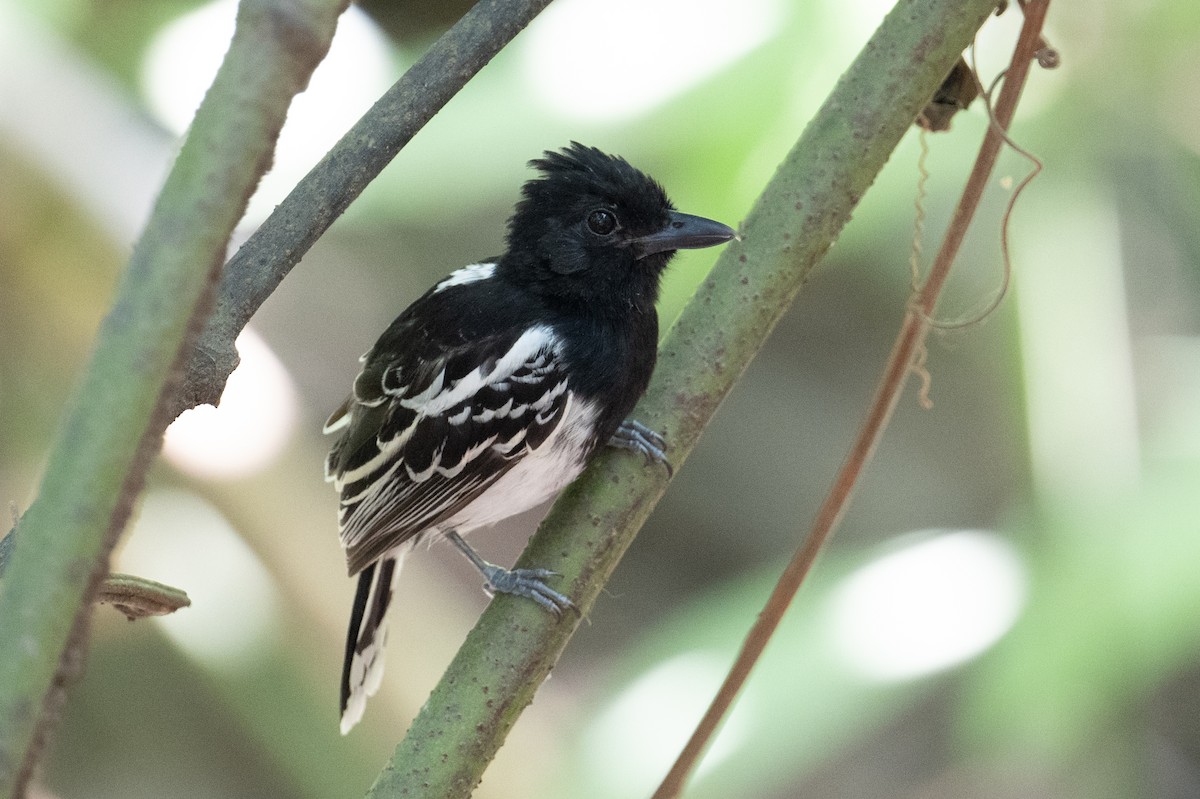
608, 418, 673, 477
479, 564, 576, 617
446, 530, 577, 617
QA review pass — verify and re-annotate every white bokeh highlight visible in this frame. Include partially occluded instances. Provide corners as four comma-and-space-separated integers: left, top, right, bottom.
140, 0, 394, 223
827, 530, 1027, 681
580, 650, 749, 795
121, 489, 280, 669
163, 328, 298, 479
522, 0, 783, 121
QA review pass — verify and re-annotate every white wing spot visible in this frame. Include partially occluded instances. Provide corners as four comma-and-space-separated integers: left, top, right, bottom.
399, 326, 560, 416
323, 410, 351, 435
406, 459, 437, 483
435, 436, 499, 478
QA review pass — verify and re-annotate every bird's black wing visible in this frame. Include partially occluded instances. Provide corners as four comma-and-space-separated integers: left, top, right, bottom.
324, 290, 572, 576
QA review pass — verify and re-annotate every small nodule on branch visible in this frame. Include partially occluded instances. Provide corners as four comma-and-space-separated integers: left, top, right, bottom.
0, 526, 13, 577
97, 574, 191, 621
0, 524, 189, 619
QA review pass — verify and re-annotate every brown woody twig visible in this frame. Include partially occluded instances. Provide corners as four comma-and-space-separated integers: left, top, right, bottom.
652, 2, 1052, 796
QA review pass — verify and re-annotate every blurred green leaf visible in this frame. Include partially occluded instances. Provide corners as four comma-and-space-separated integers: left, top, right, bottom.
964, 463, 1200, 759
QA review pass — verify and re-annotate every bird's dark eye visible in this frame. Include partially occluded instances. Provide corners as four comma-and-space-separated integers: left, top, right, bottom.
586, 208, 618, 236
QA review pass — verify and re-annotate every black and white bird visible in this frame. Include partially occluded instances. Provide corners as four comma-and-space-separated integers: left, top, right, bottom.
324, 142, 735, 733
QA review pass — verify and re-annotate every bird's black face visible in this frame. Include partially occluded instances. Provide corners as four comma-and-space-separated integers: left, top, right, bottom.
502, 143, 735, 313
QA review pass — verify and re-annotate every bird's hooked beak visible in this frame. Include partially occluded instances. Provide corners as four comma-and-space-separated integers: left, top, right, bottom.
631, 211, 737, 259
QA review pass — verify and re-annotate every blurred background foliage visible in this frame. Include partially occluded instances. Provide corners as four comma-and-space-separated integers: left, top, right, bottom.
2, 0, 1199, 797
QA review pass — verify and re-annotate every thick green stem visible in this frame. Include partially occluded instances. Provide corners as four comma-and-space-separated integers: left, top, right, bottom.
365, 0, 1001, 796
0, 0, 347, 793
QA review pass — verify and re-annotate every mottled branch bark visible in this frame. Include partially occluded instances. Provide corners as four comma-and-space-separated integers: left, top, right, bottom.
0, 0, 348, 792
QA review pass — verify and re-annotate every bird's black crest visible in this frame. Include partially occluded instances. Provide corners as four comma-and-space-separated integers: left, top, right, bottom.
510, 143, 674, 242
526, 142, 670, 210
501, 142, 680, 296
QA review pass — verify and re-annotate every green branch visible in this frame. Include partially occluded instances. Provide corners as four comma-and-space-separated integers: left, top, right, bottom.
365, 0, 1002, 795
0, 0, 348, 792
173, 0, 557, 417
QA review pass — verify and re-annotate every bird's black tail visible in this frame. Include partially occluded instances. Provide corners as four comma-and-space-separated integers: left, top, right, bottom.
340, 555, 399, 734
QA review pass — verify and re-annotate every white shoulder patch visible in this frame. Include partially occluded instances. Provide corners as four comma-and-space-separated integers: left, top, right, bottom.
433, 262, 496, 294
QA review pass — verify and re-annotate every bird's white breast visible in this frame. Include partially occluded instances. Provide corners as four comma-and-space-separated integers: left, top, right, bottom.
434, 393, 599, 535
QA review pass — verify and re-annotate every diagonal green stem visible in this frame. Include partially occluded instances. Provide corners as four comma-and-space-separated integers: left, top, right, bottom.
365, 0, 1001, 796
654, 5, 1052, 794
0, 0, 556, 583
0, 0, 348, 793
174, 0, 558, 417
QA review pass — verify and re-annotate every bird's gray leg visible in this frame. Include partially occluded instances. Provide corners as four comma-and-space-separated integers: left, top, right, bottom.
445, 530, 575, 616
608, 418, 673, 477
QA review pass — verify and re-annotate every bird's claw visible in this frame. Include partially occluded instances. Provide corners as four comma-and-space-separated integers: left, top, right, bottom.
609, 418, 673, 477
480, 564, 577, 617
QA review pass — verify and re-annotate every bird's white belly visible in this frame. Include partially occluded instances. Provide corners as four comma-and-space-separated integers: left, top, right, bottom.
436, 395, 600, 535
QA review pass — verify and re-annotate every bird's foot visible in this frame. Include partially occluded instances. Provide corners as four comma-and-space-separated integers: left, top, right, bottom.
446, 530, 576, 617
608, 418, 673, 477
478, 563, 576, 617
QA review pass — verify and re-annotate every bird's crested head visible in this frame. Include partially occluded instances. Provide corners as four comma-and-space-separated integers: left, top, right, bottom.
502, 142, 735, 311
